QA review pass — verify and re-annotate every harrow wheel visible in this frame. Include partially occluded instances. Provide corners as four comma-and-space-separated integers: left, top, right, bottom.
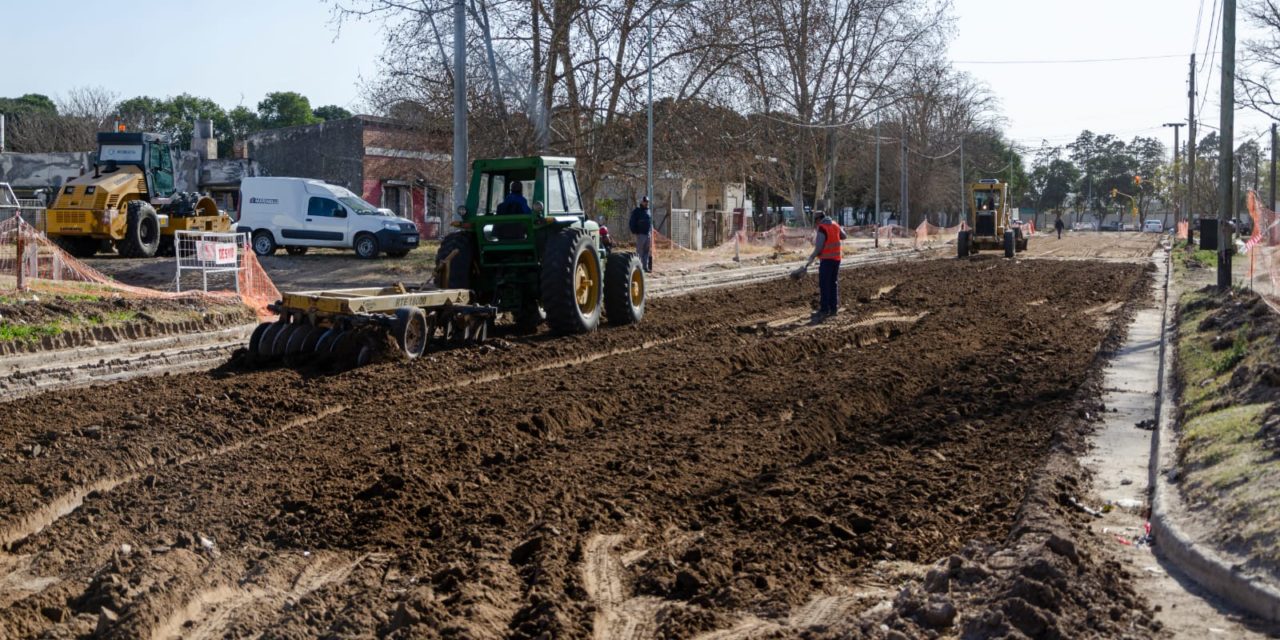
393, 307, 429, 359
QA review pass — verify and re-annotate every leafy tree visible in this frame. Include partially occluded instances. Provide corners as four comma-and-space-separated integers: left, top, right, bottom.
1030, 146, 1081, 217
0, 93, 58, 117
257, 91, 319, 129
312, 105, 353, 122
228, 106, 261, 139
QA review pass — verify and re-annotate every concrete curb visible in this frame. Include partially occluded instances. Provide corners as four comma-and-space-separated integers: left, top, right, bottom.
1149, 248, 1280, 623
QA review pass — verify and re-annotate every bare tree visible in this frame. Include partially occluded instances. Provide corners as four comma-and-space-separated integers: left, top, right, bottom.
735, 0, 950, 224
5, 86, 119, 153
1240, 0, 1280, 120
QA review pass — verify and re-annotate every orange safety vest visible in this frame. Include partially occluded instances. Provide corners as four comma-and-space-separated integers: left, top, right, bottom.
817, 220, 842, 261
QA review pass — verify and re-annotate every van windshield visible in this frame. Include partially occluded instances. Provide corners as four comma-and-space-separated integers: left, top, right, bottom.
338, 195, 382, 216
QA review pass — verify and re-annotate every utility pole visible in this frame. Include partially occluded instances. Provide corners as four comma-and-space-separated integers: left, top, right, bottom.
1218, 0, 1236, 292
875, 121, 881, 224
1272, 123, 1277, 212
900, 128, 908, 233
1188, 54, 1197, 246
960, 137, 966, 227
452, 0, 468, 217
646, 9, 654, 205
1164, 122, 1185, 226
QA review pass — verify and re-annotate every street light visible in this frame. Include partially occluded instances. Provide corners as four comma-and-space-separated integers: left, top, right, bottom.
646, 0, 697, 206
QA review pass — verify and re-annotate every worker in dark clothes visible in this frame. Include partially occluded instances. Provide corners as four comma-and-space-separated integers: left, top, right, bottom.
497, 181, 531, 214
629, 196, 653, 273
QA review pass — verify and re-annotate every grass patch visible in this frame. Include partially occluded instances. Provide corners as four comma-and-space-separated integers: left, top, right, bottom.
0, 322, 62, 342
1175, 288, 1280, 572
1172, 246, 1218, 276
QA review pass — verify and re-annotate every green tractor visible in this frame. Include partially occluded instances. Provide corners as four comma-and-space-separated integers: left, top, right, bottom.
435, 156, 645, 333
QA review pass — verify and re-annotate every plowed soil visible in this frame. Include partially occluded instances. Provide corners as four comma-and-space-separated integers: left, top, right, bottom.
0, 257, 1156, 638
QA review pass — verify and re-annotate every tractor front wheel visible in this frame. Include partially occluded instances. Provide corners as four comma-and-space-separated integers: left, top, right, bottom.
1003, 230, 1015, 258
119, 201, 161, 258
542, 228, 602, 334
957, 231, 970, 259
604, 251, 645, 326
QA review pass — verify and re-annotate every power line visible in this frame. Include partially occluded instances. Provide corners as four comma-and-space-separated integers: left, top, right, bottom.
952, 54, 1187, 65
1197, 0, 1222, 118
1192, 0, 1208, 55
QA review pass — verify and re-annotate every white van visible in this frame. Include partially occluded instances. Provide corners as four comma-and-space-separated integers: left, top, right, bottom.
236, 177, 420, 259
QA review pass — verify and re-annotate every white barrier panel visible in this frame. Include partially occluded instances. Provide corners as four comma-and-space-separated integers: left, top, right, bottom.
175, 230, 247, 293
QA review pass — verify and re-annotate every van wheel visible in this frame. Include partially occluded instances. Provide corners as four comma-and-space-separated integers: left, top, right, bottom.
354, 233, 380, 259
252, 231, 277, 256
286, 246, 309, 256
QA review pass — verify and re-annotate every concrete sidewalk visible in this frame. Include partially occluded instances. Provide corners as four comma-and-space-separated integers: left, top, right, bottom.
1082, 248, 1277, 637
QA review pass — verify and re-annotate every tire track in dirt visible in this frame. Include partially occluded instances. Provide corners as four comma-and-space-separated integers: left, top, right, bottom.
0, 405, 347, 554
145, 551, 371, 640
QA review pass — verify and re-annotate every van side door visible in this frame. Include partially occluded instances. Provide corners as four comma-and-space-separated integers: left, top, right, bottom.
280, 196, 347, 247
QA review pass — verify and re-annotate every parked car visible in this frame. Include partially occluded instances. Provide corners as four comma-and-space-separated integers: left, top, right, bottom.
236, 177, 420, 259
1143, 219, 1164, 233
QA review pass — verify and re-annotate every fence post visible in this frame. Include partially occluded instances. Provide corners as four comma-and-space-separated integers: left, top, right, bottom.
15, 228, 24, 292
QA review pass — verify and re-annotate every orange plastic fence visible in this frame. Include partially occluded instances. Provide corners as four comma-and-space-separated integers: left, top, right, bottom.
1176, 221, 1189, 240
1244, 190, 1280, 311
0, 215, 278, 319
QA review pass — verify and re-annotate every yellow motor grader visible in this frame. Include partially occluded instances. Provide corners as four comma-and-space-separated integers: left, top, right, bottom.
957, 179, 1027, 258
45, 131, 230, 257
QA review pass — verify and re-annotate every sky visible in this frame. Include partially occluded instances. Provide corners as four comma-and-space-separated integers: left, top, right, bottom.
2, 0, 385, 113
949, 0, 1275, 153
2, 0, 1275, 156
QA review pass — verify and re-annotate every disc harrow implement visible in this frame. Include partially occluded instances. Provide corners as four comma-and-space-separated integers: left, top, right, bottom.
247, 285, 496, 368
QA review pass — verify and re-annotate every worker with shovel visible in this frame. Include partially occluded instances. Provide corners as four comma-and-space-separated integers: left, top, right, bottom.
791, 211, 847, 316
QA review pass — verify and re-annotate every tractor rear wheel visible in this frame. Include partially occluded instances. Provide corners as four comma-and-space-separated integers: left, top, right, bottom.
542, 227, 602, 334
1003, 230, 1015, 258
436, 232, 475, 290
957, 231, 970, 259
119, 201, 161, 258
604, 251, 645, 326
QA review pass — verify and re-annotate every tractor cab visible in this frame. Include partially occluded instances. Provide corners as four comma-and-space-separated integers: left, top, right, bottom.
461, 156, 594, 270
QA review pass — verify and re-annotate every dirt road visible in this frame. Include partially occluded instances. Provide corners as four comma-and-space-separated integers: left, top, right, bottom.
1024, 231, 1162, 259
0, 256, 1161, 638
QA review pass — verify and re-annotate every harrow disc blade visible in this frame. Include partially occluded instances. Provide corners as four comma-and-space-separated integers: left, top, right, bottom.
271, 324, 298, 357
285, 325, 318, 355
247, 322, 272, 355
257, 323, 285, 358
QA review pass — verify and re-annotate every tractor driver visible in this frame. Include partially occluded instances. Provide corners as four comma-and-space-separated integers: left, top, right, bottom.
499, 181, 532, 214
